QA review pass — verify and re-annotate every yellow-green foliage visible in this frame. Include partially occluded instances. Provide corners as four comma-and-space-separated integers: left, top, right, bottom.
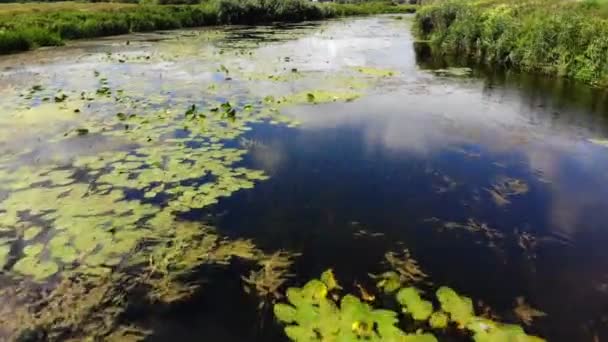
415, 0, 608, 86
274, 270, 545, 342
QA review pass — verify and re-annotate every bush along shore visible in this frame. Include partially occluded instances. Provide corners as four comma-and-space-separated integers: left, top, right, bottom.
0, 0, 415, 54
414, 0, 608, 87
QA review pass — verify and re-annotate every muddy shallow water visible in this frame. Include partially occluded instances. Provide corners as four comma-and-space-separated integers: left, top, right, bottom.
0, 15, 607, 342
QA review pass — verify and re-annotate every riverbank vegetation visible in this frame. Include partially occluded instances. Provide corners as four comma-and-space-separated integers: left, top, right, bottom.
0, 0, 414, 54
414, 0, 608, 86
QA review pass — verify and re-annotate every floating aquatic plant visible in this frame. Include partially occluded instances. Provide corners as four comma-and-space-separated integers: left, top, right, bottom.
396, 287, 433, 321
274, 276, 437, 342
355, 66, 396, 77
274, 271, 545, 342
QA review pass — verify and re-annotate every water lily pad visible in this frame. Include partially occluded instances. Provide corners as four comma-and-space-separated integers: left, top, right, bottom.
23, 243, 44, 257
13, 257, 59, 281
396, 287, 434, 321
23, 226, 43, 241
436, 286, 474, 326
0, 244, 10, 268
320, 269, 341, 291
355, 66, 396, 77
429, 311, 449, 329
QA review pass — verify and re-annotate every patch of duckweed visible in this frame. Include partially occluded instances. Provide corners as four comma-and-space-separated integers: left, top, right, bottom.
274, 270, 545, 342
355, 66, 397, 77
278, 90, 361, 105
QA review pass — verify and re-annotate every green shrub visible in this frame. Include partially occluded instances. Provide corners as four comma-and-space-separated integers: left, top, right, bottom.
0, 30, 32, 53
415, 0, 608, 86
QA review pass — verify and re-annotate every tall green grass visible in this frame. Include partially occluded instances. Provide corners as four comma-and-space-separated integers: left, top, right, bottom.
414, 0, 608, 86
0, 0, 414, 54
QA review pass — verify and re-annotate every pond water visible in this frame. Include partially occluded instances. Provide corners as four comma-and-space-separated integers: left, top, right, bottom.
0, 15, 607, 342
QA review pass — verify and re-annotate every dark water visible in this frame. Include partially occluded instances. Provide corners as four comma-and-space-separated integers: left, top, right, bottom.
134, 17, 608, 342
1, 15, 608, 342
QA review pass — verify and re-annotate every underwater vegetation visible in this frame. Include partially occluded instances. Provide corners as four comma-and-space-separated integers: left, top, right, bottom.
274, 270, 545, 342
414, 0, 608, 86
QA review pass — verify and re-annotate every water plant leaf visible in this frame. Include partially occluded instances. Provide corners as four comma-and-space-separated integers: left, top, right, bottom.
275, 271, 437, 342
274, 303, 298, 323
396, 287, 434, 321
320, 269, 341, 291
355, 66, 396, 77
436, 286, 475, 327
373, 271, 403, 293
0, 244, 10, 268
467, 318, 545, 342
429, 311, 449, 329
23, 243, 44, 257
23, 226, 43, 241
13, 257, 58, 281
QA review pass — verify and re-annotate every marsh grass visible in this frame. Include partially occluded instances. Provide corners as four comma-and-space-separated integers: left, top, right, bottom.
0, 0, 414, 54
415, 0, 608, 86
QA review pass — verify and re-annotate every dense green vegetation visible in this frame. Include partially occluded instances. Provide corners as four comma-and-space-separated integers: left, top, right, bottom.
414, 0, 608, 86
0, 0, 414, 54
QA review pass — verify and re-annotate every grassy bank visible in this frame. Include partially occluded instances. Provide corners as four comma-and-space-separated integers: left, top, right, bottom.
414, 0, 608, 86
0, 0, 415, 54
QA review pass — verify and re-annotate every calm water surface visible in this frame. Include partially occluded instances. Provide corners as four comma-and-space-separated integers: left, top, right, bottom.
1, 15, 607, 342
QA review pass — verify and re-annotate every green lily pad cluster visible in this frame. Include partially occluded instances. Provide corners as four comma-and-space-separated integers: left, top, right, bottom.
0, 69, 307, 281
274, 271, 546, 342
274, 277, 436, 342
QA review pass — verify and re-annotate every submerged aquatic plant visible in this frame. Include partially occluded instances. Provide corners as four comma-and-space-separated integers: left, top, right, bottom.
371, 249, 429, 293
486, 176, 529, 207
242, 250, 300, 307
0, 273, 139, 341
274, 271, 546, 342
513, 297, 546, 326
